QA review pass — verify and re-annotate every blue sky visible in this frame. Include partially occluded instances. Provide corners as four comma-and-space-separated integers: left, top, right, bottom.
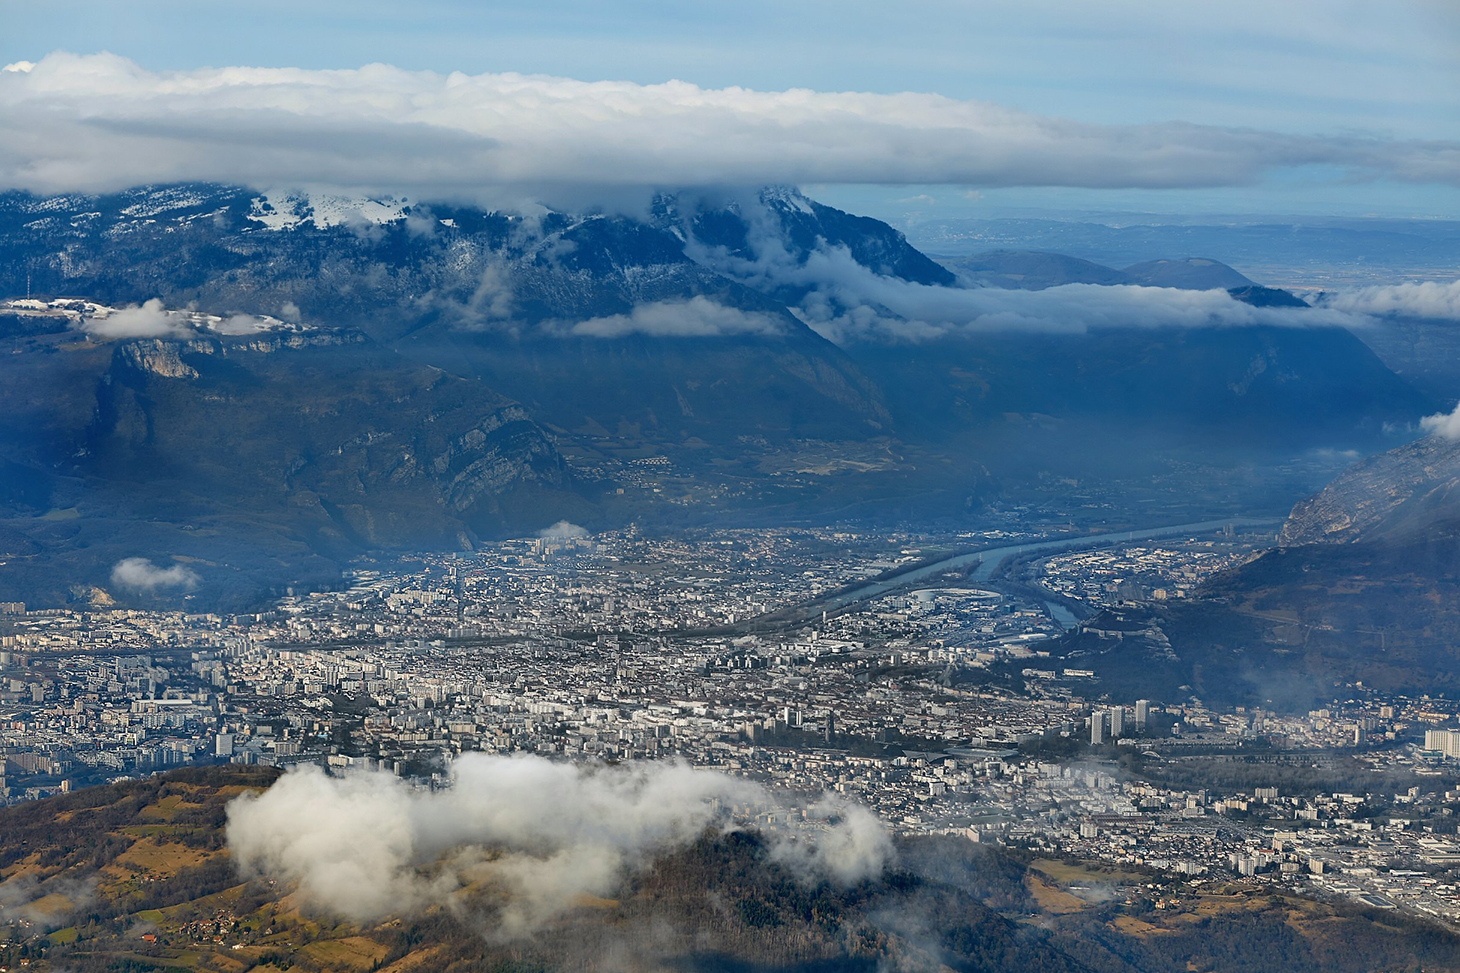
4, 0, 1458, 219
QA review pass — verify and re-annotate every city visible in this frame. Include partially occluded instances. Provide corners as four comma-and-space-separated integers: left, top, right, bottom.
5, 4, 1460, 968
8, 522, 1460, 931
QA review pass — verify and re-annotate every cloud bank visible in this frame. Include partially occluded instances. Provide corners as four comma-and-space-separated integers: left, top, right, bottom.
226, 754, 890, 938
799, 272, 1361, 343
686, 222, 1361, 341
78, 300, 282, 339
2, 53, 1457, 202
1320, 279, 1460, 321
570, 297, 785, 338
110, 557, 201, 593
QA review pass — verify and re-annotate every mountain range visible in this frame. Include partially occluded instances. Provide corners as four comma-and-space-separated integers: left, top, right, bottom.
0, 185, 1444, 608
953, 251, 1260, 291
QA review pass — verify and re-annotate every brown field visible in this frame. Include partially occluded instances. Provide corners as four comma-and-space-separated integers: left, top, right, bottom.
298, 935, 391, 970
139, 793, 207, 821
1, 851, 44, 880
115, 837, 212, 874
1025, 873, 1090, 914
1031, 858, 1147, 886
1110, 914, 1169, 937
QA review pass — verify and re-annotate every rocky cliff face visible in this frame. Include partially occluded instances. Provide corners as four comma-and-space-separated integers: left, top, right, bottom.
1280, 435, 1460, 545
0, 315, 576, 609
90, 330, 571, 543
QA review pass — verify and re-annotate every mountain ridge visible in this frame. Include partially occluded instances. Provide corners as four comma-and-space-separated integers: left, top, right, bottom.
0, 184, 1440, 609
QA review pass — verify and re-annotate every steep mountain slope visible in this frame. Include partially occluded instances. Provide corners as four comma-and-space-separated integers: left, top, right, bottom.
1348, 314, 1460, 403
665, 186, 956, 292
0, 308, 575, 609
846, 324, 1431, 476
1282, 435, 1460, 545
1046, 435, 1460, 709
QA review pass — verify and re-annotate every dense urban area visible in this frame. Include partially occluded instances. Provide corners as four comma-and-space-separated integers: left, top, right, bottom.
6, 521, 1460, 933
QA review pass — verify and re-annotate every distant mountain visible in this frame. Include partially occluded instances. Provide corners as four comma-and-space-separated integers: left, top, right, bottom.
949, 252, 1307, 311
847, 324, 1430, 463
1122, 257, 1255, 290
0, 184, 1438, 607
953, 250, 1133, 289
904, 214, 1460, 286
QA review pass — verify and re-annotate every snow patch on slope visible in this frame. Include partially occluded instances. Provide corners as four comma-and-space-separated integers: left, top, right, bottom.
247, 191, 410, 230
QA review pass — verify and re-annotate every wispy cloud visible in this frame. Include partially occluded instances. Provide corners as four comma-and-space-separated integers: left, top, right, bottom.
537, 520, 589, 540
1, 53, 1457, 204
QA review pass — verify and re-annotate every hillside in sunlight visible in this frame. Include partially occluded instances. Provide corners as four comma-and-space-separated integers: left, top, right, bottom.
3, 768, 1460, 973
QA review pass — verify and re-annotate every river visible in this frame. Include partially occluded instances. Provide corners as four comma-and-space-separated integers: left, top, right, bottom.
814, 517, 1281, 615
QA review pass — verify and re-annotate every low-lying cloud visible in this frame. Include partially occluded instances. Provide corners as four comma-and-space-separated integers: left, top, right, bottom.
570, 297, 785, 338
211, 312, 271, 335
695, 231, 1358, 341
1320, 279, 1460, 321
1, 53, 1457, 203
802, 275, 1359, 342
83, 298, 191, 339
1421, 401, 1460, 440
226, 754, 891, 939
537, 520, 589, 540
0, 875, 95, 932
111, 557, 201, 593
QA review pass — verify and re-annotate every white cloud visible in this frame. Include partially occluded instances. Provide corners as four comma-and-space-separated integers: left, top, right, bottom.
82, 298, 191, 339
110, 557, 201, 593
689, 229, 1359, 342
804, 275, 1358, 342
1320, 279, 1460, 321
226, 754, 891, 938
1422, 401, 1460, 440
570, 296, 785, 338
0, 53, 1456, 203
211, 313, 269, 335
537, 520, 589, 540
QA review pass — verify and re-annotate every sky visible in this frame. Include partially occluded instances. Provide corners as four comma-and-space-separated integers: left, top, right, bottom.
3, 0, 1458, 220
